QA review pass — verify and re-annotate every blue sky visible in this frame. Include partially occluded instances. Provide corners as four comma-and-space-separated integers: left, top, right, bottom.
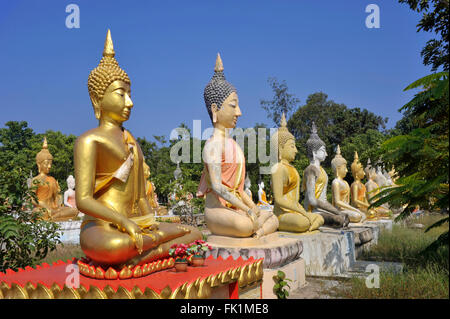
0, 0, 434, 141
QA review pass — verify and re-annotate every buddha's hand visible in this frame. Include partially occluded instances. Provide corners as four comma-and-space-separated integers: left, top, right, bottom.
247, 207, 260, 232
119, 218, 144, 254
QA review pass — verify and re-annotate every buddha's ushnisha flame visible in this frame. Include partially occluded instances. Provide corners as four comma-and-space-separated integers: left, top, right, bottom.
88, 29, 130, 118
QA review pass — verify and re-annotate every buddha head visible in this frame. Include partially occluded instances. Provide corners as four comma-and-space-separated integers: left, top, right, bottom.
67, 175, 75, 190
364, 158, 372, 178
351, 151, 365, 180
36, 137, 53, 175
143, 162, 150, 180
331, 145, 347, 178
271, 112, 297, 162
204, 53, 241, 128
88, 29, 132, 123
306, 122, 327, 163
244, 174, 251, 189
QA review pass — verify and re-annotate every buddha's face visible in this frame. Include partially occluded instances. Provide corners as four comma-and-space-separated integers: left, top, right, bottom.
98, 80, 133, 123
357, 164, 365, 179
280, 139, 297, 163
212, 92, 241, 129
336, 163, 348, 178
38, 159, 52, 175
67, 176, 75, 189
314, 146, 327, 162
260, 181, 265, 189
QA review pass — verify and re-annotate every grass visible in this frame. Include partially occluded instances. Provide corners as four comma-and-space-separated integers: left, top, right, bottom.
333, 213, 449, 299
40, 244, 84, 265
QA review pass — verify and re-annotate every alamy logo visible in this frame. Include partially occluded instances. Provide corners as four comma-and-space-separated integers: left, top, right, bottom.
365, 4, 380, 29
65, 4, 80, 29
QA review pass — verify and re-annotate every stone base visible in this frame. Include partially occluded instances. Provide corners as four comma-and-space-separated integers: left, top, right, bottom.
261, 258, 306, 299
279, 228, 355, 276
206, 233, 303, 269
56, 221, 82, 245
365, 219, 393, 232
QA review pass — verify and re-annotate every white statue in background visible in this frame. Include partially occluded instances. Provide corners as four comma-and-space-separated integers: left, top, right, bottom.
64, 175, 82, 218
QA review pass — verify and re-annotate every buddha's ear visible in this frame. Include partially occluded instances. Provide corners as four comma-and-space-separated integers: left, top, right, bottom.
211, 103, 219, 123
90, 94, 101, 119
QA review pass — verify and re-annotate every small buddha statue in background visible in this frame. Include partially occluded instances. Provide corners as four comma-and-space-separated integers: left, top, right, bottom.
350, 152, 377, 219
32, 138, 79, 222
143, 162, 168, 216
63, 175, 77, 209
302, 123, 349, 228
257, 180, 273, 211
330, 145, 365, 223
374, 163, 388, 189
74, 30, 200, 267
244, 174, 253, 199
197, 53, 278, 238
271, 114, 324, 232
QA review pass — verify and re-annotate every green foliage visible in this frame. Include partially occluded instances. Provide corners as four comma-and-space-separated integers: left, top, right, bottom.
372, 71, 449, 253
260, 77, 301, 126
0, 166, 61, 272
399, 0, 449, 72
272, 270, 292, 299
287, 92, 387, 168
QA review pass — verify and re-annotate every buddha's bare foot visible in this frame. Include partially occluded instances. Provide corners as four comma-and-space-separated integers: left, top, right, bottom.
252, 228, 264, 239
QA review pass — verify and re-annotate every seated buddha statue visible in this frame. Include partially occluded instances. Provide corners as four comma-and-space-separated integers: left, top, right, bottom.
197, 53, 279, 238
74, 30, 201, 267
330, 145, 365, 223
365, 163, 391, 218
31, 138, 79, 222
244, 174, 253, 199
301, 123, 349, 228
350, 152, 379, 219
257, 180, 273, 210
270, 113, 324, 232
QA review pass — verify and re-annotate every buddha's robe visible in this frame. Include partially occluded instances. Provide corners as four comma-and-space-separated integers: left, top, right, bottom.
33, 175, 78, 221
197, 137, 245, 210
332, 178, 363, 223
274, 162, 323, 232
302, 165, 328, 213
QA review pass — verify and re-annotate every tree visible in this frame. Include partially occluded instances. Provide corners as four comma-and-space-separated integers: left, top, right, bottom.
399, 0, 449, 72
0, 166, 61, 272
260, 77, 301, 127
287, 92, 387, 167
373, 71, 449, 251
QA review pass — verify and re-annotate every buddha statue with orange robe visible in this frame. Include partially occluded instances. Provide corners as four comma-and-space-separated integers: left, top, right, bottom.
31, 138, 79, 221
197, 53, 278, 238
74, 30, 201, 268
330, 145, 365, 223
350, 151, 378, 219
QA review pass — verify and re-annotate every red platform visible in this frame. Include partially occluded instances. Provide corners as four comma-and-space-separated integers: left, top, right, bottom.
0, 255, 263, 299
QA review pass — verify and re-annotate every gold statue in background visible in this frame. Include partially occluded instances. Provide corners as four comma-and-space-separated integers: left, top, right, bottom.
74, 30, 200, 267
143, 162, 168, 216
32, 137, 79, 221
330, 145, 365, 223
350, 151, 377, 219
270, 114, 324, 232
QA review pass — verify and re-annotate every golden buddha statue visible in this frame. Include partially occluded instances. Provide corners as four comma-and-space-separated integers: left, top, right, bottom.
197, 53, 279, 238
74, 30, 201, 267
364, 162, 391, 218
330, 145, 365, 223
350, 151, 378, 219
270, 114, 324, 232
31, 138, 79, 222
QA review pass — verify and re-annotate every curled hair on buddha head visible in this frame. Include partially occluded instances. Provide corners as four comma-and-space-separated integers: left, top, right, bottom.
270, 112, 295, 160
331, 145, 347, 175
36, 137, 53, 164
306, 122, 326, 160
87, 29, 131, 119
203, 53, 237, 121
